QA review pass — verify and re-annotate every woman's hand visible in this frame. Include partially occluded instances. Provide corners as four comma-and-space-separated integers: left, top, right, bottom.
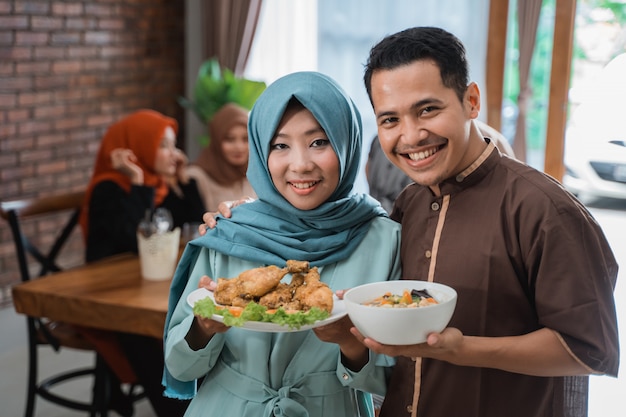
315, 315, 368, 371
198, 275, 217, 291
173, 149, 190, 184
198, 197, 256, 235
187, 316, 230, 350
185, 275, 229, 349
110, 148, 143, 184
314, 288, 367, 370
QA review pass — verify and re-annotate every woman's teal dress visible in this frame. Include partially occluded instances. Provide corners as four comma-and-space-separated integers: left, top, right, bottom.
165, 217, 400, 417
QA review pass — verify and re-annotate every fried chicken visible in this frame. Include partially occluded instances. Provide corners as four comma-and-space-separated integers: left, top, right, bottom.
293, 267, 334, 313
286, 260, 310, 274
214, 265, 288, 305
237, 265, 288, 297
258, 282, 302, 311
214, 277, 241, 305
213, 261, 333, 313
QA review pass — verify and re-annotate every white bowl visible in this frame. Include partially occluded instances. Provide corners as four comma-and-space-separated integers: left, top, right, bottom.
344, 280, 457, 345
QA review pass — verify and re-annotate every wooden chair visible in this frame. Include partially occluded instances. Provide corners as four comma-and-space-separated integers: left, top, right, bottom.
1, 190, 138, 417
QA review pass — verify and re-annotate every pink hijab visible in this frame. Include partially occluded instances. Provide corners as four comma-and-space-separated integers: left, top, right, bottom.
193, 103, 249, 185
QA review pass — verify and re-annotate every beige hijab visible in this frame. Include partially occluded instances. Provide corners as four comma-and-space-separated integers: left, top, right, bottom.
193, 103, 249, 185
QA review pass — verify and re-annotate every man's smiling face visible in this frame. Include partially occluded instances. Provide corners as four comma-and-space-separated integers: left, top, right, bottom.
371, 59, 481, 193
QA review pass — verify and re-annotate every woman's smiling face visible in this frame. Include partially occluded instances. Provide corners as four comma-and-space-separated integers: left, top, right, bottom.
267, 104, 340, 211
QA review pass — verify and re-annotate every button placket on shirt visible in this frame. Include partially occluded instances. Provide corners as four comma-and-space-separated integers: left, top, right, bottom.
426, 200, 441, 259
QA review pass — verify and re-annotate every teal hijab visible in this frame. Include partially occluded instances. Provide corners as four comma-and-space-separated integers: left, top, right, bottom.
163, 72, 386, 398
192, 71, 385, 266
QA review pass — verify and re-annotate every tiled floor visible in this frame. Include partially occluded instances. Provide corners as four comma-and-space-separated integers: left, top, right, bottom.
1, 199, 625, 416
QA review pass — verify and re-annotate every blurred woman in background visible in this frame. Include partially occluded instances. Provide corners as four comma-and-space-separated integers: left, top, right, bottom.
80, 109, 202, 417
186, 103, 256, 211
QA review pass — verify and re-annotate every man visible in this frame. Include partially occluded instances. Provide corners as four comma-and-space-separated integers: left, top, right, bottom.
356, 26, 619, 417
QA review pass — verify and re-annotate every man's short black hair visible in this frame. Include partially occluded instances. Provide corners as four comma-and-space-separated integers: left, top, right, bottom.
363, 26, 470, 105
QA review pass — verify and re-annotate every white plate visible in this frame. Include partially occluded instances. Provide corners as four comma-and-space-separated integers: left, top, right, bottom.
186, 287, 346, 332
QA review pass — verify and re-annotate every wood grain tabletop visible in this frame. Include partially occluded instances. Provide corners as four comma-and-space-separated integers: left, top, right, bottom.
12, 253, 173, 339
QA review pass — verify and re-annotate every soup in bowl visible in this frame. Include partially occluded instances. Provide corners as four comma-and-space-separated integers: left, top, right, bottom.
343, 280, 457, 345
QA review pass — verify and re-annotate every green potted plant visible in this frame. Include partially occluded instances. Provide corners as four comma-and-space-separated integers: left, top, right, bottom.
179, 58, 266, 145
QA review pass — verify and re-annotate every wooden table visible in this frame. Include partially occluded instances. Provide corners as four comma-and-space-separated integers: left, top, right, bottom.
12, 253, 173, 339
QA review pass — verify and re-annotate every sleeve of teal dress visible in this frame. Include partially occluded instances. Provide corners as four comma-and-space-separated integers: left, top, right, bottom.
164, 247, 226, 368
336, 350, 396, 396
165, 312, 227, 381
333, 216, 402, 397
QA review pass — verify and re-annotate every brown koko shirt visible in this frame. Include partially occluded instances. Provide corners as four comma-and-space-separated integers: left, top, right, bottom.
381, 141, 619, 417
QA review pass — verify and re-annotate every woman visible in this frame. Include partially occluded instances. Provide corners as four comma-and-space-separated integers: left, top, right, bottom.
81, 109, 205, 261
80, 109, 203, 416
163, 72, 401, 417
186, 103, 256, 211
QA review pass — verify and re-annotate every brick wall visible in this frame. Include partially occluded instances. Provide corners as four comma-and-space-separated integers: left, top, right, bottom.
0, 0, 186, 305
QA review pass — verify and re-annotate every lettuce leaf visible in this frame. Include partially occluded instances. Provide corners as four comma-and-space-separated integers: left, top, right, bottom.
192, 296, 330, 329
192, 296, 216, 318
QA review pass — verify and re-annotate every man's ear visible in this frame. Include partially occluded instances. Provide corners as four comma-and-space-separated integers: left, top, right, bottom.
465, 82, 481, 118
